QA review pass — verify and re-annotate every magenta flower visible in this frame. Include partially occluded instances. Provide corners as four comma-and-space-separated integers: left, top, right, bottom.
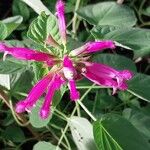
56, 0, 66, 45
0, 0, 133, 119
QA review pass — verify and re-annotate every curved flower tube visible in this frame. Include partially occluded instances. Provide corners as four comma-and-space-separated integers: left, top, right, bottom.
56, 0, 66, 45
63, 56, 80, 101
15, 74, 52, 113
0, 43, 56, 66
70, 40, 115, 56
39, 74, 65, 119
81, 62, 133, 94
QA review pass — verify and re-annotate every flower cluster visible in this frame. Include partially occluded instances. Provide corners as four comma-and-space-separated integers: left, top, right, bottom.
0, 0, 133, 119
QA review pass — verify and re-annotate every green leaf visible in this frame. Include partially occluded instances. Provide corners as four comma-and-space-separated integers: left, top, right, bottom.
93, 114, 150, 150
0, 74, 10, 89
0, 58, 27, 74
69, 117, 97, 150
2, 16, 23, 36
128, 73, 150, 101
91, 26, 150, 58
93, 121, 122, 150
77, 2, 137, 27
33, 141, 61, 150
13, 0, 30, 21
123, 108, 150, 139
0, 21, 7, 40
29, 100, 51, 128
93, 54, 136, 72
11, 70, 33, 95
27, 12, 48, 44
47, 14, 61, 44
22, 0, 51, 15
27, 12, 61, 46
94, 92, 117, 111
142, 6, 150, 16
2, 126, 25, 143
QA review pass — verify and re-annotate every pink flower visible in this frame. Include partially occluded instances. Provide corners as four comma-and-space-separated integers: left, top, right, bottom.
39, 74, 65, 119
56, 0, 66, 45
70, 40, 115, 56
0, 0, 133, 119
16, 72, 65, 119
63, 56, 80, 100
81, 62, 133, 94
0, 43, 55, 66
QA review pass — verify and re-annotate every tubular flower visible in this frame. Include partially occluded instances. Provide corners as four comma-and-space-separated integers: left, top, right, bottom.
56, 0, 66, 45
0, 0, 133, 119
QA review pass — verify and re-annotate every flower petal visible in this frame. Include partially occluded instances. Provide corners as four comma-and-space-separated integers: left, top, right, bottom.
0, 43, 54, 63
68, 80, 80, 101
56, 0, 66, 45
81, 62, 133, 93
15, 74, 52, 113
63, 56, 80, 101
70, 40, 115, 56
39, 74, 65, 119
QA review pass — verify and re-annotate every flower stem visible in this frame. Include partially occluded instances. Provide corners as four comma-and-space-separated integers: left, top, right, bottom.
46, 126, 69, 150
77, 100, 96, 121
77, 85, 107, 89
54, 108, 68, 121
9, 100, 30, 127
62, 129, 72, 150
72, 0, 81, 38
76, 101, 81, 117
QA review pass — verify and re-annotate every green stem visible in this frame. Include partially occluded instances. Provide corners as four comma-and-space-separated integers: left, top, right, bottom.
50, 123, 62, 130
139, 22, 150, 27
77, 85, 107, 89
46, 126, 69, 150
77, 100, 96, 121
72, 0, 81, 38
61, 129, 71, 150
76, 102, 81, 117
9, 100, 29, 127
138, 0, 146, 23
54, 108, 68, 121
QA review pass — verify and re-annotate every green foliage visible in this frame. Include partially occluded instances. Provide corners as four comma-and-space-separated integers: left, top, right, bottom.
22, 0, 51, 15
123, 108, 150, 139
2, 126, 25, 143
33, 141, 61, 150
29, 100, 52, 128
13, 0, 30, 21
27, 12, 50, 45
128, 73, 150, 101
0, 58, 27, 74
2, 16, 23, 37
69, 117, 97, 150
93, 114, 150, 150
77, 2, 137, 27
0, 21, 7, 40
93, 53, 137, 71
91, 26, 150, 58
27, 12, 61, 47
0, 16, 23, 40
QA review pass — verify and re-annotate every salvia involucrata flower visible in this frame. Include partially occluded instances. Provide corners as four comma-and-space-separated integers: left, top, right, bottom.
0, 0, 133, 119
